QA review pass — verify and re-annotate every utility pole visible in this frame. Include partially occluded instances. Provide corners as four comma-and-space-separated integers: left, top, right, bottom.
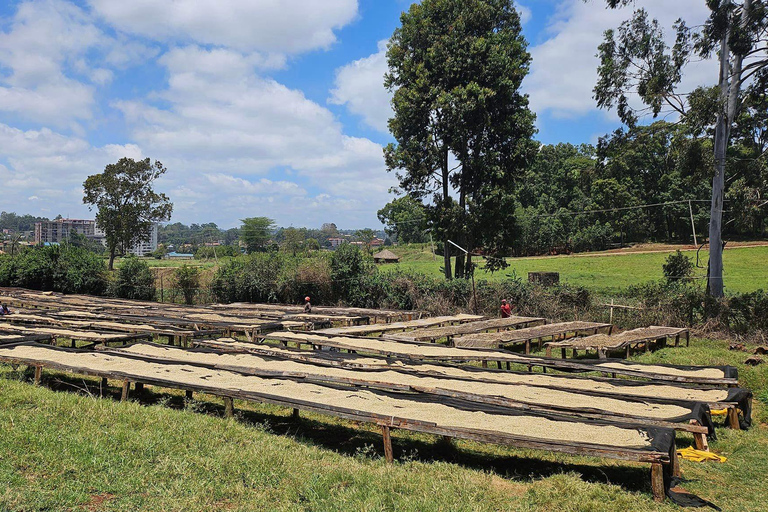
688, 200, 698, 247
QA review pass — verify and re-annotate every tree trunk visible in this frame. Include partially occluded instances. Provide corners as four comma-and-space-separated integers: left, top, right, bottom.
708, 0, 749, 298
108, 245, 116, 271
442, 149, 452, 280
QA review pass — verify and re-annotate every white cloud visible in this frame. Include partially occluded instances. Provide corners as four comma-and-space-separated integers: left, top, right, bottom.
330, 40, 392, 133
517, 3, 532, 25
0, 123, 144, 217
112, 45, 395, 227
88, 0, 359, 54
525, 0, 714, 120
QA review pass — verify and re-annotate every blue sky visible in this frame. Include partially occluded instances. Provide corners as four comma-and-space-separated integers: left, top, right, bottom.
0, 0, 713, 229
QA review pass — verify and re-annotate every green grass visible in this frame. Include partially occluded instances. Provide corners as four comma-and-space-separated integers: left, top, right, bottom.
388, 244, 768, 294
2, 338, 768, 511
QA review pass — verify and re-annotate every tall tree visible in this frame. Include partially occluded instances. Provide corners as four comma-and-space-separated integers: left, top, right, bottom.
240, 217, 275, 254
83, 157, 173, 270
385, 0, 537, 279
593, 0, 768, 296
377, 195, 429, 244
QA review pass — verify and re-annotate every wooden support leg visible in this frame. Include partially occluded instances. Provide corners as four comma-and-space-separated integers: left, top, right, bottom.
693, 432, 709, 451
497, 361, 502, 370
33, 365, 42, 385
481, 360, 488, 369
506, 362, 511, 371
727, 408, 741, 430
224, 397, 234, 418
525, 340, 531, 354
670, 444, 681, 478
120, 380, 130, 401
651, 463, 665, 502
186, 390, 194, 400
292, 408, 300, 419
134, 382, 144, 393
686, 331, 690, 347
572, 349, 578, 358
545, 347, 552, 358
381, 425, 394, 463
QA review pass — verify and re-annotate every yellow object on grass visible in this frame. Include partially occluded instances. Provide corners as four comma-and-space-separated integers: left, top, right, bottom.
677, 447, 727, 463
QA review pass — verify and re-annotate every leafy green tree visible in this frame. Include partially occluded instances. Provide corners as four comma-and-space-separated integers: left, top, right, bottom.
330, 243, 374, 303
385, 0, 537, 279
281, 227, 306, 256
110, 256, 156, 300
173, 264, 200, 305
83, 158, 173, 270
240, 217, 275, 254
663, 250, 695, 284
377, 196, 428, 243
355, 228, 377, 254
593, 0, 768, 296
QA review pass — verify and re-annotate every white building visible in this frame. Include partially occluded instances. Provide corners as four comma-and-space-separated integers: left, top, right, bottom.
92, 222, 158, 256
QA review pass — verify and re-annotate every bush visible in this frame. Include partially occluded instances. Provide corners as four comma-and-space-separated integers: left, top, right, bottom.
662, 250, 694, 283
111, 257, 156, 300
172, 265, 200, 305
0, 245, 108, 295
330, 244, 375, 305
211, 253, 287, 303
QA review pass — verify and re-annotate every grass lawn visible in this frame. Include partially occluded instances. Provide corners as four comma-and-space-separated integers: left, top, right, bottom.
1, 338, 767, 511
388, 244, 768, 295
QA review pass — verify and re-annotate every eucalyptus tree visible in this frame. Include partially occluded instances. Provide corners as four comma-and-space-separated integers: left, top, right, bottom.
593, 0, 768, 296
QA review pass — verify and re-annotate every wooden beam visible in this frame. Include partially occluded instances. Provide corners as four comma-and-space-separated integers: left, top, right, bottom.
381, 425, 394, 463
33, 365, 42, 385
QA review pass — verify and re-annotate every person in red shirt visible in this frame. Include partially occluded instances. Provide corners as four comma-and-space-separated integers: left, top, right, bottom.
500, 299, 512, 318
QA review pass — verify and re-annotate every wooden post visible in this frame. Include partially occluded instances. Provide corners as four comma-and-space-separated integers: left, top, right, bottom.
134, 382, 144, 393
688, 200, 698, 247
292, 408, 300, 419
160, 275, 164, 303
33, 365, 42, 385
727, 408, 741, 430
525, 340, 531, 355
609, 298, 614, 324
545, 346, 552, 358
506, 362, 511, 371
651, 463, 665, 502
481, 360, 488, 369
120, 380, 130, 401
186, 390, 193, 400
381, 425, 394, 463
224, 397, 234, 418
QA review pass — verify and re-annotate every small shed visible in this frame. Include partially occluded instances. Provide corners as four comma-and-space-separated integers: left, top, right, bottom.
373, 249, 400, 264
165, 252, 194, 260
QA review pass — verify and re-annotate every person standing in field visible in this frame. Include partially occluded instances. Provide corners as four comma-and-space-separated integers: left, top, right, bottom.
500, 299, 512, 318
304, 296, 312, 314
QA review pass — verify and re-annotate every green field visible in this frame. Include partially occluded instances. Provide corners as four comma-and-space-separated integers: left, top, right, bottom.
1, 338, 767, 511
388, 244, 768, 295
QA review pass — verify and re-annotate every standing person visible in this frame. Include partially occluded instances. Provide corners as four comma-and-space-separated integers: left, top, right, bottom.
304, 296, 312, 314
0, 304, 10, 315
500, 299, 512, 318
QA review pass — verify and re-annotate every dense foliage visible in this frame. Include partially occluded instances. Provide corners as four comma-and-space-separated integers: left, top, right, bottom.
110, 257, 156, 301
0, 246, 108, 295
172, 265, 201, 305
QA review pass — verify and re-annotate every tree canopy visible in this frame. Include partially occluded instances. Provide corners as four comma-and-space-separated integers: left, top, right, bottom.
240, 217, 275, 254
593, 0, 768, 296
385, 0, 537, 279
377, 196, 428, 244
83, 157, 173, 270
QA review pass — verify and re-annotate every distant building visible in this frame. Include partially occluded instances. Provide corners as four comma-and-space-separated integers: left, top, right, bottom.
93, 222, 157, 256
35, 219, 97, 244
370, 238, 385, 247
328, 237, 346, 248
165, 252, 194, 260
35, 218, 158, 256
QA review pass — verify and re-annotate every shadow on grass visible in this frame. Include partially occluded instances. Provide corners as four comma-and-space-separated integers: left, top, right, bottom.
11, 369, 679, 497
